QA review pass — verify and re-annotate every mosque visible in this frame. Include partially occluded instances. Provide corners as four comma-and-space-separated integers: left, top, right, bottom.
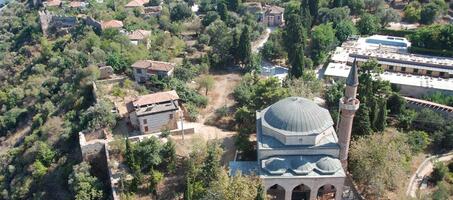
230, 61, 360, 200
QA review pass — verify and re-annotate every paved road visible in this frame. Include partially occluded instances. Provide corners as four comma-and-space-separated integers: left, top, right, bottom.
406, 152, 453, 198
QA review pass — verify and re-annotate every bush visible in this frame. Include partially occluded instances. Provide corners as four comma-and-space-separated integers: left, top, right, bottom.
431, 162, 448, 184
408, 46, 453, 57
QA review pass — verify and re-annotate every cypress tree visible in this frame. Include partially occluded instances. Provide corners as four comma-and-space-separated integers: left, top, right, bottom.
238, 26, 252, 66
217, 3, 228, 21
300, 0, 312, 28
283, 14, 305, 67
125, 138, 138, 172
290, 44, 304, 78
227, 0, 241, 12
308, 0, 319, 19
375, 99, 387, 132
183, 177, 193, 200
352, 105, 373, 137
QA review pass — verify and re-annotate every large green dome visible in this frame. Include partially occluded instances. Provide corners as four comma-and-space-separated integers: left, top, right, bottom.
263, 97, 333, 134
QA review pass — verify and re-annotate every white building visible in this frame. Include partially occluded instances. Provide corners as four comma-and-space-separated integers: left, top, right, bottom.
325, 35, 453, 97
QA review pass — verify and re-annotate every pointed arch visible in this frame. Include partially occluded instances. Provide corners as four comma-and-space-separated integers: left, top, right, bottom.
267, 184, 285, 200
291, 184, 311, 200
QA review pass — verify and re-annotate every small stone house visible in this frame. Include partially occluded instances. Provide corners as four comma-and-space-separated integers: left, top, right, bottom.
128, 90, 181, 134
262, 5, 284, 27
131, 60, 175, 83
127, 29, 152, 48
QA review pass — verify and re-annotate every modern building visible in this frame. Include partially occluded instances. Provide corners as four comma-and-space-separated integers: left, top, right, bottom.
230, 66, 360, 200
132, 60, 175, 83
127, 29, 151, 47
128, 90, 182, 134
262, 5, 284, 27
325, 35, 453, 97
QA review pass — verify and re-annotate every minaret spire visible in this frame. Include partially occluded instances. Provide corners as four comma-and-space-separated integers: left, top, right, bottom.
337, 58, 360, 170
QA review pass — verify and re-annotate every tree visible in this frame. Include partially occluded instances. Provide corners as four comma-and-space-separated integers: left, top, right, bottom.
170, 2, 193, 21
356, 13, 380, 35
227, 0, 240, 12
149, 169, 163, 197
202, 169, 262, 200
287, 71, 324, 99
420, 3, 441, 24
81, 100, 117, 131
432, 181, 451, 200
217, 3, 228, 21
349, 132, 411, 198
376, 7, 400, 28
283, 14, 306, 68
308, 0, 319, 19
403, 2, 421, 23
345, 0, 364, 15
238, 26, 252, 66
387, 93, 406, 115
431, 162, 448, 183
134, 137, 163, 172
184, 176, 193, 200
201, 142, 222, 186
36, 141, 56, 167
160, 139, 176, 172
335, 19, 357, 42
197, 75, 215, 95
290, 45, 305, 78
363, 0, 383, 12
245, 53, 261, 73
68, 162, 104, 200
311, 23, 337, 65
374, 98, 387, 132
300, 0, 313, 28
255, 184, 265, 200
125, 139, 138, 172
318, 7, 350, 26
406, 131, 430, 154
352, 105, 373, 136
202, 11, 220, 26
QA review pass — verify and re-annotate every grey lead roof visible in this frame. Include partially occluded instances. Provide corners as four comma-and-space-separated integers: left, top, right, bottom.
263, 97, 333, 134
346, 58, 359, 86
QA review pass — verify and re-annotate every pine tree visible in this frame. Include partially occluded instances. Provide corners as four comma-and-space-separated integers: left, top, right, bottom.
238, 26, 252, 66
255, 184, 265, 200
375, 99, 387, 132
352, 105, 373, 137
290, 44, 304, 78
217, 3, 228, 21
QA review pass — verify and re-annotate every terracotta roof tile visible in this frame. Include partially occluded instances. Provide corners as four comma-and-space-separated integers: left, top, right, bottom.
133, 90, 180, 107
101, 20, 123, 29
128, 30, 152, 40
131, 60, 175, 71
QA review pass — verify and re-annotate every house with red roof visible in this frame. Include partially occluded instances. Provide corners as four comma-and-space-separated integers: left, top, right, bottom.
127, 29, 152, 47
131, 60, 175, 83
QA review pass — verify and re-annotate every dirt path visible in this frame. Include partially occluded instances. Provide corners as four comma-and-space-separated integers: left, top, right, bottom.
199, 71, 242, 123
252, 28, 271, 53
406, 152, 453, 198
0, 122, 31, 156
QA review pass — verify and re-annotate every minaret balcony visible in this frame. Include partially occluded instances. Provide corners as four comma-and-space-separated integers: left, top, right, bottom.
339, 97, 360, 111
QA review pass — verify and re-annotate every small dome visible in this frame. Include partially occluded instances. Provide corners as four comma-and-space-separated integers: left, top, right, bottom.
291, 158, 314, 175
315, 157, 341, 174
263, 97, 333, 134
264, 158, 288, 175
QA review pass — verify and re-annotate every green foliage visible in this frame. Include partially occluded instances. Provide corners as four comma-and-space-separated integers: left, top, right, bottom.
197, 75, 215, 95
356, 13, 380, 35
32, 160, 48, 179
376, 7, 400, 28
420, 3, 441, 24
397, 109, 417, 131
406, 131, 430, 154
432, 181, 451, 200
431, 162, 448, 184
403, 1, 421, 23
387, 93, 406, 115
81, 100, 117, 132
217, 3, 228, 21
261, 29, 286, 60
335, 19, 357, 42
283, 14, 307, 74
374, 99, 387, 132
170, 2, 193, 21
349, 132, 411, 198
310, 23, 337, 65
238, 26, 252, 66
318, 7, 350, 26
255, 184, 265, 200
409, 24, 453, 51
202, 11, 220, 26
352, 105, 373, 136
226, 0, 240, 12
412, 109, 445, 133
68, 162, 104, 200
345, 0, 364, 14
149, 169, 163, 195
35, 141, 56, 167
287, 71, 324, 99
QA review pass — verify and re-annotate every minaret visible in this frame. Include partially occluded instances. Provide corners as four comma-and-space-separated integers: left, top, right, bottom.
338, 59, 360, 170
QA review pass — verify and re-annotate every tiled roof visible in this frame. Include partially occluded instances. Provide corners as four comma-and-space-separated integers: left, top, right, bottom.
69, 1, 84, 8
265, 5, 284, 14
133, 90, 179, 107
125, 0, 148, 7
131, 60, 175, 71
45, 0, 61, 6
101, 20, 123, 29
128, 30, 151, 40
